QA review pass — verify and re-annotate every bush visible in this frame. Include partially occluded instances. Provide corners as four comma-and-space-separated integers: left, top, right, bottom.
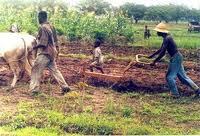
0, 3, 135, 45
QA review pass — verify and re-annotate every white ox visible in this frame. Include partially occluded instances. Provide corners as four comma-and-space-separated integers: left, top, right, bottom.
0, 32, 36, 89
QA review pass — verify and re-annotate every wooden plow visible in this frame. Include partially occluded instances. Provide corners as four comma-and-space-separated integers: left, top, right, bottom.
59, 53, 153, 87
81, 64, 129, 83
81, 54, 152, 83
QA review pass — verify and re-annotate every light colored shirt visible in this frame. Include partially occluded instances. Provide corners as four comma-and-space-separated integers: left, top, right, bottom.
93, 47, 103, 64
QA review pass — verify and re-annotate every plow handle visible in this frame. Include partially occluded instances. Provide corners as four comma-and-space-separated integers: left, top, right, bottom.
135, 54, 151, 65
123, 59, 135, 74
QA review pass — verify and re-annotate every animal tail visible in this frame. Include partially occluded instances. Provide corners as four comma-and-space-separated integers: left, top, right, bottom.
21, 37, 32, 76
21, 37, 28, 60
27, 38, 37, 67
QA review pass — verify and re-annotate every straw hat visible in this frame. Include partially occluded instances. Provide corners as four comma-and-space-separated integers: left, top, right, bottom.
154, 22, 169, 33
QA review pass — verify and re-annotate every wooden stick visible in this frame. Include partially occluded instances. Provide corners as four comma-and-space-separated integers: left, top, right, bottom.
123, 59, 135, 74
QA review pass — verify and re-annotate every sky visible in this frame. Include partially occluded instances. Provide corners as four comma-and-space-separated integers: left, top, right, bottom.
67, 0, 200, 9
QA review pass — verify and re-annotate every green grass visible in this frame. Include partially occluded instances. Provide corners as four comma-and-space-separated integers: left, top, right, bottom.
0, 87, 199, 135
133, 22, 200, 49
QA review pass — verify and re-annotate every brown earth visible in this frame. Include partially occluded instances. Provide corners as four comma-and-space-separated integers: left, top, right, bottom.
60, 42, 200, 95
0, 42, 199, 96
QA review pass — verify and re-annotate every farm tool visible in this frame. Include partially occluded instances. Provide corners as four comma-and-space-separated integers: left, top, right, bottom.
81, 63, 134, 91
59, 53, 154, 79
81, 62, 129, 83
58, 53, 154, 91
123, 54, 153, 73
81, 54, 154, 89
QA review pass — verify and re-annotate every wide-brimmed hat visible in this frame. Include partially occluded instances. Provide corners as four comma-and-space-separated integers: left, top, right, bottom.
154, 22, 169, 33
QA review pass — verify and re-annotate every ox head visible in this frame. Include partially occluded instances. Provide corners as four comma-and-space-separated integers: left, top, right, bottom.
10, 24, 20, 33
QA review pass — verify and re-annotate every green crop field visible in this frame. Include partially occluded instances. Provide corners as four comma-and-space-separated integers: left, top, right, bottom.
133, 23, 200, 49
0, 1, 200, 49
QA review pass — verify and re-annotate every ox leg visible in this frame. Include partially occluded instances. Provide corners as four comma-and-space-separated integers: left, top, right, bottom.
24, 58, 32, 76
9, 62, 20, 89
18, 61, 25, 80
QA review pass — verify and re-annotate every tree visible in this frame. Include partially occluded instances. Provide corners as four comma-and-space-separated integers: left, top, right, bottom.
186, 9, 200, 22
145, 5, 173, 23
168, 5, 188, 23
144, 5, 193, 23
79, 0, 111, 15
121, 3, 146, 23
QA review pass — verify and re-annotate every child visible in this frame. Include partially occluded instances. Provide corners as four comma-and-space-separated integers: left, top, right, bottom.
144, 25, 151, 39
89, 39, 104, 74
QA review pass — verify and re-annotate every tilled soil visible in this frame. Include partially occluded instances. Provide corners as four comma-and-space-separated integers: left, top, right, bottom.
0, 42, 199, 95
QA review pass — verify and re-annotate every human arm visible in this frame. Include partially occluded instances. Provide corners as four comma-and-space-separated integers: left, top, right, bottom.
148, 48, 162, 58
33, 27, 48, 50
150, 42, 167, 66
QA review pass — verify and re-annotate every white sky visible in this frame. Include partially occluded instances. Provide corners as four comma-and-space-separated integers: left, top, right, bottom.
67, 0, 200, 9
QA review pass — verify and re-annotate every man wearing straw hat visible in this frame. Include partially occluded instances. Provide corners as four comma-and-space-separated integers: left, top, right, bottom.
148, 22, 200, 98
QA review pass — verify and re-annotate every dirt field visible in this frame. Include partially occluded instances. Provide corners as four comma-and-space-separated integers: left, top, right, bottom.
0, 42, 199, 96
